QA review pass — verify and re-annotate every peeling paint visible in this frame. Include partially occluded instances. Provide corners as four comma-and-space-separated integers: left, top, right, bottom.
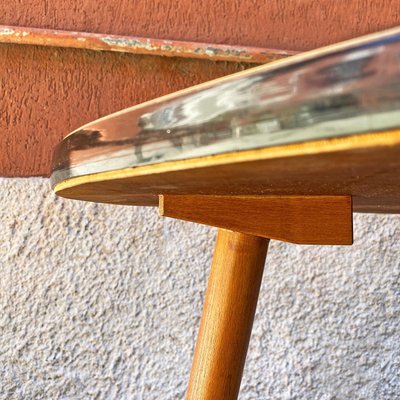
0, 27, 15, 35
102, 37, 157, 52
0, 24, 297, 64
160, 45, 173, 52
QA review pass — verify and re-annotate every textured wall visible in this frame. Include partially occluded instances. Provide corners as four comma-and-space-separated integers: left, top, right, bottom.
2, 0, 400, 50
0, 178, 399, 399
0, 45, 249, 177
3, 0, 400, 178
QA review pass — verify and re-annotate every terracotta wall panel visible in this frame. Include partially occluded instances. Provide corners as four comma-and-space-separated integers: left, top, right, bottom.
0, 45, 248, 176
1, 0, 399, 50
2, 0, 400, 177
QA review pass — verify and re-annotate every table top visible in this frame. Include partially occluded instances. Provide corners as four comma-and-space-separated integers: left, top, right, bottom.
52, 28, 400, 213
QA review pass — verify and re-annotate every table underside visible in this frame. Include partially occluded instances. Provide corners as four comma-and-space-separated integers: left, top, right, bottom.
54, 130, 400, 213
52, 28, 400, 213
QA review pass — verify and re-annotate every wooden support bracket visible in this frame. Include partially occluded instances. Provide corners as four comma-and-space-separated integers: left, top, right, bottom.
159, 195, 352, 398
159, 195, 353, 245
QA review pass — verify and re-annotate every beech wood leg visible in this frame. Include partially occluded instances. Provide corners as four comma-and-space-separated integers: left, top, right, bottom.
186, 229, 269, 400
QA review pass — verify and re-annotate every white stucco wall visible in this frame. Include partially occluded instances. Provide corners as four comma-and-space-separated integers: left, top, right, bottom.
0, 178, 398, 399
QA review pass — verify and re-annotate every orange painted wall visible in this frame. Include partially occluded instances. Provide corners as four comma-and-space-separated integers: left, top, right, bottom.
1, 0, 400, 50
1, 0, 400, 176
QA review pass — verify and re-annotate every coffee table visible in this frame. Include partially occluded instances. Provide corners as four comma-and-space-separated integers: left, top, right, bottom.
51, 27, 400, 399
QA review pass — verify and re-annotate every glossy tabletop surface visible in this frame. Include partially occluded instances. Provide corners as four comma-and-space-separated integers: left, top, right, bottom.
52, 28, 400, 213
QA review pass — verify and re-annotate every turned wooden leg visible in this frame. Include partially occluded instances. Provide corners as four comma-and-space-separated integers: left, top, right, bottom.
161, 195, 352, 398
187, 229, 269, 400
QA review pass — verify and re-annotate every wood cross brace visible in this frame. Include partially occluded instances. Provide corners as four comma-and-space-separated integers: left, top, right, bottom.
159, 195, 353, 245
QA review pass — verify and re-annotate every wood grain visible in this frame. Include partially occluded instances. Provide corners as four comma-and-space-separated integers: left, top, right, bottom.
160, 195, 353, 245
55, 130, 400, 213
187, 229, 269, 400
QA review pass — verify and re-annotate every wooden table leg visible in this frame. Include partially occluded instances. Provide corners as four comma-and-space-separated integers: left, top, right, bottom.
187, 229, 269, 400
